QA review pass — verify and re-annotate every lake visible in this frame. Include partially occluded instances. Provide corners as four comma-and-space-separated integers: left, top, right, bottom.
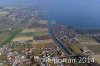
0, 0, 100, 29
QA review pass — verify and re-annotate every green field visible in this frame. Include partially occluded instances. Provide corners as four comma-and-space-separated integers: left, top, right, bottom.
0, 32, 10, 44
2, 29, 22, 45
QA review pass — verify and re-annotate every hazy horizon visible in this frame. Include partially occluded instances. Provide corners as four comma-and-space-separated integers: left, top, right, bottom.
0, 0, 100, 29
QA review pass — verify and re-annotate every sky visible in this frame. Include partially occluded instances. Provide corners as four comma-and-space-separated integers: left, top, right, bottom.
0, 0, 100, 29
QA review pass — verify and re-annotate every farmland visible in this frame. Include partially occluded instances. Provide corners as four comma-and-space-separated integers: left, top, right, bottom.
87, 45, 100, 54
2, 29, 22, 44
21, 29, 35, 33
77, 36, 96, 42
0, 11, 9, 17
0, 32, 10, 44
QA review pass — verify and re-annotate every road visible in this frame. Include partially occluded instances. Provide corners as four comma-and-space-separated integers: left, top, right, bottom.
48, 23, 86, 66
48, 24, 75, 56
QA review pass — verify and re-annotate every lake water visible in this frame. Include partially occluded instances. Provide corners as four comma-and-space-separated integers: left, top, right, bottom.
0, 0, 100, 29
